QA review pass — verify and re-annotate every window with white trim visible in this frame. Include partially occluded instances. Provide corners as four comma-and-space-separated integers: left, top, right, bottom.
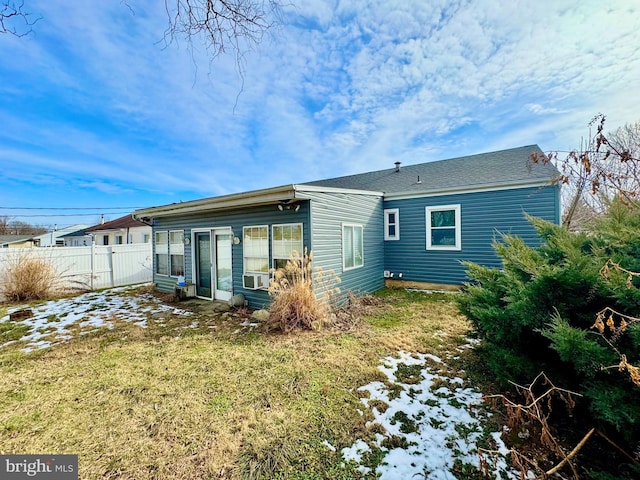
169, 230, 185, 276
243, 226, 269, 274
155, 231, 168, 275
384, 208, 400, 241
115, 235, 124, 245
272, 223, 303, 270
343, 224, 364, 270
425, 205, 461, 250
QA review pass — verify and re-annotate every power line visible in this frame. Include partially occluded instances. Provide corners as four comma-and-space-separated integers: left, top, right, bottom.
0, 206, 147, 210
2, 212, 136, 217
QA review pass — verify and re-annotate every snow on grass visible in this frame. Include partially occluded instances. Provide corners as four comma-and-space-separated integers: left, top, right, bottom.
0, 285, 193, 352
341, 350, 516, 480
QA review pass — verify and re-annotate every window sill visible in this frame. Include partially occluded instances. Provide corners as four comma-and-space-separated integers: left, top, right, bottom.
426, 246, 461, 251
343, 265, 364, 271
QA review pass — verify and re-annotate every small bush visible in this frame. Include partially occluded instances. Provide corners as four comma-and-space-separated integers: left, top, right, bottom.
1, 251, 59, 302
266, 249, 341, 332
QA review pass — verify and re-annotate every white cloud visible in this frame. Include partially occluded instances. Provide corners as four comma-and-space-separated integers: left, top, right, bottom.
1, 0, 639, 220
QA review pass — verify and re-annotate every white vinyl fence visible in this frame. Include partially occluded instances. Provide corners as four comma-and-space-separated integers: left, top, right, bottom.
0, 244, 152, 291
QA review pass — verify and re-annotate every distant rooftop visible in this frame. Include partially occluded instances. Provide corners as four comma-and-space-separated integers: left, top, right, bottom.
86, 214, 149, 232
303, 145, 557, 195
0, 234, 34, 245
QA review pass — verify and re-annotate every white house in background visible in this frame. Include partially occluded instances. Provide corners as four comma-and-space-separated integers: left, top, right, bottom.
59, 226, 94, 247
86, 214, 151, 246
33, 224, 89, 247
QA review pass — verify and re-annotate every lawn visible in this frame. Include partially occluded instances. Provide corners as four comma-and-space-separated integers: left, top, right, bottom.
0, 287, 511, 479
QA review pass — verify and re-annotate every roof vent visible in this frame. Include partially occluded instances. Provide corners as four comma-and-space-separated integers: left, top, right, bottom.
394, 161, 401, 172
416, 175, 422, 184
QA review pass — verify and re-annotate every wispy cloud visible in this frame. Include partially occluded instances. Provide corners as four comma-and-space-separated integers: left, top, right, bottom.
1, 0, 639, 227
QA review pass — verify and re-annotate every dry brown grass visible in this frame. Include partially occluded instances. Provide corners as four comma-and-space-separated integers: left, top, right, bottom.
0, 251, 59, 302
0, 288, 472, 479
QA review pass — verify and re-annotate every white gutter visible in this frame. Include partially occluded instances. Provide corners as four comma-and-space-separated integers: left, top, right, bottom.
294, 184, 384, 196
133, 184, 385, 219
384, 179, 553, 200
133, 184, 299, 218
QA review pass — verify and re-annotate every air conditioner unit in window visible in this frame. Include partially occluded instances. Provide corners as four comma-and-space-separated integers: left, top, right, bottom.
243, 273, 268, 290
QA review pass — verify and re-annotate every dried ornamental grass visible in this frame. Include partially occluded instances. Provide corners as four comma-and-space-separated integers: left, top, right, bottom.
266, 249, 341, 332
1, 251, 60, 302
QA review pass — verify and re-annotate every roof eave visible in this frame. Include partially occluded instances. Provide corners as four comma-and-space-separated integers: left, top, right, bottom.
384, 179, 554, 200
295, 184, 384, 197
133, 184, 300, 219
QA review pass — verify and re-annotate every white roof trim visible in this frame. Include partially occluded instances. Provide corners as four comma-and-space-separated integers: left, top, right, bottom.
134, 185, 299, 218
293, 184, 384, 196
134, 184, 384, 219
384, 180, 552, 200
134, 179, 552, 219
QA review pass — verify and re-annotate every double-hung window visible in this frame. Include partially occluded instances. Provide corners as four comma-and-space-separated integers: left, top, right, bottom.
169, 230, 185, 276
343, 224, 364, 270
272, 223, 303, 270
155, 231, 169, 275
155, 230, 185, 276
425, 205, 461, 250
384, 208, 400, 240
243, 226, 269, 274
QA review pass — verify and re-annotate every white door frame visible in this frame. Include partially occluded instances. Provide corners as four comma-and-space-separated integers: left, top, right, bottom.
191, 227, 233, 301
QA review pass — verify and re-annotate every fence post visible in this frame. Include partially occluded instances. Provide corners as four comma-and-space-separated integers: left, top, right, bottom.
90, 242, 95, 291
108, 246, 115, 288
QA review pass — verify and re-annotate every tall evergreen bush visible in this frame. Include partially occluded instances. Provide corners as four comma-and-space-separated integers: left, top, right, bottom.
457, 200, 640, 448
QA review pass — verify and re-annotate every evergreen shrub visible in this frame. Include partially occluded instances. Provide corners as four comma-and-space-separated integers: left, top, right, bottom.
457, 200, 640, 447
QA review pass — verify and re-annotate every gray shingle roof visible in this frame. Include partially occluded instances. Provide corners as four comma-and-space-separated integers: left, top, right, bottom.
0, 235, 34, 245
58, 228, 91, 238
303, 145, 557, 195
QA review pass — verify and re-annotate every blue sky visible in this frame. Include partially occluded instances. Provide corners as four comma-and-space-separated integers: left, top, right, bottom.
1, 0, 639, 229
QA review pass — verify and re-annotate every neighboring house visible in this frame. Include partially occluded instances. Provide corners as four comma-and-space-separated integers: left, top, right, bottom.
0, 235, 38, 248
134, 145, 560, 310
33, 224, 89, 247
86, 215, 152, 246
58, 226, 94, 247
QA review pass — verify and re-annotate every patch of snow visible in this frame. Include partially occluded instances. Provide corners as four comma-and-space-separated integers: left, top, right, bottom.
406, 288, 456, 295
0, 286, 193, 352
341, 439, 372, 475
341, 348, 517, 480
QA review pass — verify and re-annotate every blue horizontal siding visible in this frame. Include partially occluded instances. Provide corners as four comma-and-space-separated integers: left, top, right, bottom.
302, 191, 385, 298
383, 185, 560, 284
152, 203, 310, 309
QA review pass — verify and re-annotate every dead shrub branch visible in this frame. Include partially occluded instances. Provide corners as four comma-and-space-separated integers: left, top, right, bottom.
593, 260, 640, 386
483, 372, 583, 479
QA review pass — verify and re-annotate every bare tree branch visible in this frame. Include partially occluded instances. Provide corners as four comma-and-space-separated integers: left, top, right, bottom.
163, 0, 283, 60
1, 1, 39, 36
531, 114, 640, 230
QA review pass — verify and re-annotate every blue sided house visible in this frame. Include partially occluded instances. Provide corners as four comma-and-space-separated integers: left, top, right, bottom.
133, 145, 560, 309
